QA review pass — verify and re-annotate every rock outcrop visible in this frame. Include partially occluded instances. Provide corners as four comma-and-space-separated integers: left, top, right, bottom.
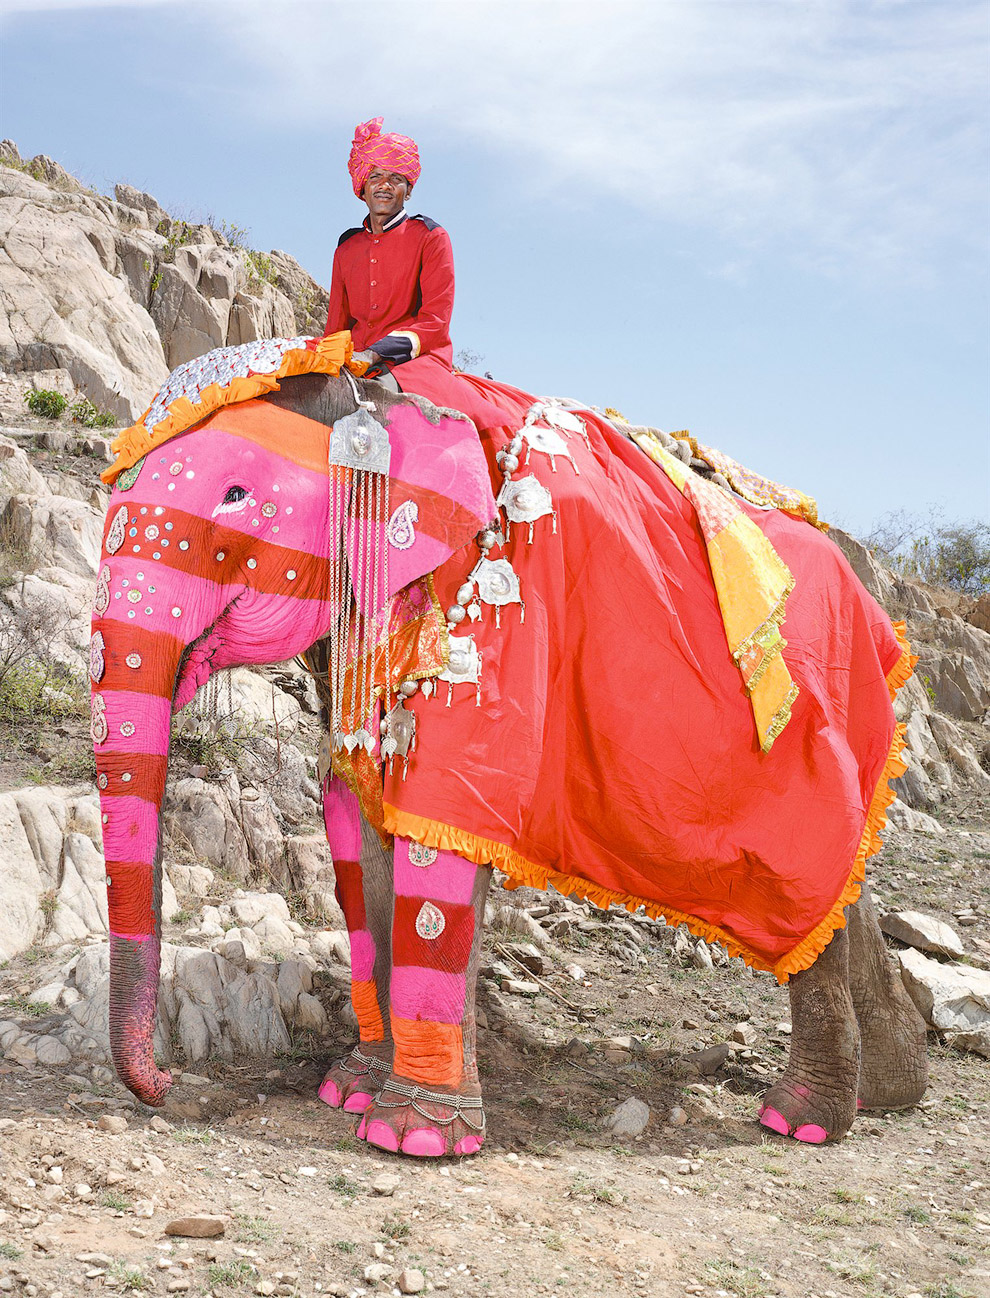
0, 141, 328, 422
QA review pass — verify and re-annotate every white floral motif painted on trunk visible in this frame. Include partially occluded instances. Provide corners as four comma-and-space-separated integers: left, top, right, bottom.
94, 565, 111, 616
89, 631, 106, 684
415, 901, 446, 940
91, 694, 108, 745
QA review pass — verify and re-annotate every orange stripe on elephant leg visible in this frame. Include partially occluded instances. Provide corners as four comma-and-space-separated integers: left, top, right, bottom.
390, 1015, 463, 1089
350, 979, 384, 1041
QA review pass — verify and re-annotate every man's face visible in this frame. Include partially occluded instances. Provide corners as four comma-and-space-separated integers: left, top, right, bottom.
362, 169, 410, 222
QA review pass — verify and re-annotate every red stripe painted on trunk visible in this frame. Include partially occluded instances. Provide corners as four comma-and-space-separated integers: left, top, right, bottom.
106, 860, 156, 937
95, 752, 168, 804
91, 624, 185, 695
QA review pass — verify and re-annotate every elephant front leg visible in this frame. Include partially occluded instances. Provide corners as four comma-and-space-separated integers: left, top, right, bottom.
357, 840, 491, 1158
318, 780, 395, 1114
759, 925, 860, 1144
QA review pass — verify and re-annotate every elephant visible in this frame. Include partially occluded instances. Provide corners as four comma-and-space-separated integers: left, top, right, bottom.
90, 347, 929, 1159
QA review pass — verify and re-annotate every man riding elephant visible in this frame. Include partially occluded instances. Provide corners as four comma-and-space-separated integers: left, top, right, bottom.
324, 116, 510, 437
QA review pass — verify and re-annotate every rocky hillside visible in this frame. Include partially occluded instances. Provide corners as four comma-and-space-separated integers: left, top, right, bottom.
0, 149, 988, 1298
0, 141, 328, 422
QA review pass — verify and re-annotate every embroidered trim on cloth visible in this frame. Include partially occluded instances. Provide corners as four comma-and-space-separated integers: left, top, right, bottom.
688, 435, 824, 531
384, 622, 913, 983
102, 332, 367, 485
630, 427, 798, 752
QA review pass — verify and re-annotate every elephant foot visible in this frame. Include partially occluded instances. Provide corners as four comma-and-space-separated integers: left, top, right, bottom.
758, 1069, 857, 1144
355, 1074, 486, 1158
856, 995, 929, 1111
318, 1044, 392, 1114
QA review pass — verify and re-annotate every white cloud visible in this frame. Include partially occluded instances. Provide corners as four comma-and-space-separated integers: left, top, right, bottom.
212, 0, 987, 278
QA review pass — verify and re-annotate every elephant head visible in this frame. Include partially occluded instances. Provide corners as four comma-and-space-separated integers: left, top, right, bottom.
91, 373, 495, 1105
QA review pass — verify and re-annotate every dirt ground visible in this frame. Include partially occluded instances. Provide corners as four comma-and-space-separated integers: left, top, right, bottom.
2, 813, 988, 1298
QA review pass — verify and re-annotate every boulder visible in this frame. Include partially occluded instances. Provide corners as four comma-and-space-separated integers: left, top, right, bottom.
885, 799, 945, 835
163, 778, 250, 879
880, 910, 965, 958
898, 948, 990, 1032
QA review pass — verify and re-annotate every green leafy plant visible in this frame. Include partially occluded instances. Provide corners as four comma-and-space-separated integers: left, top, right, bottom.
232, 1213, 281, 1244
380, 1214, 411, 1240
243, 248, 278, 291
207, 1259, 256, 1288
213, 219, 249, 249
69, 397, 116, 429
3, 995, 51, 1017
24, 389, 67, 419
100, 1189, 132, 1211
107, 1261, 148, 1291
0, 1242, 23, 1260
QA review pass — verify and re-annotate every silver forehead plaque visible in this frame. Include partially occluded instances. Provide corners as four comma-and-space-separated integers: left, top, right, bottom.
329, 407, 392, 475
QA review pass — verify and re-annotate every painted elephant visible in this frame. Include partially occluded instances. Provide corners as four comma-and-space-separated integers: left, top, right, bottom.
90, 356, 928, 1158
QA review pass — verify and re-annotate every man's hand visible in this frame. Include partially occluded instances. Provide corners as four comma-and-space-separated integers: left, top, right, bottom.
351, 349, 382, 369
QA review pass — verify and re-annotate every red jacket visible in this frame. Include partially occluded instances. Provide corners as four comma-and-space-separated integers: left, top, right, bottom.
324, 211, 510, 432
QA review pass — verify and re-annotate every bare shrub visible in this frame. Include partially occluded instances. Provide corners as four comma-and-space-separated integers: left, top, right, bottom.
863, 508, 990, 596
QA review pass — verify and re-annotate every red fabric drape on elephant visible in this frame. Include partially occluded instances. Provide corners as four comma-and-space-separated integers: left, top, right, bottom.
381, 375, 910, 981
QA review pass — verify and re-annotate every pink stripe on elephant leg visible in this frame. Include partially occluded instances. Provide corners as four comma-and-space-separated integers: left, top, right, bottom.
322, 778, 362, 861
391, 966, 467, 1026
100, 796, 162, 864
349, 928, 377, 982
393, 840, 478, 904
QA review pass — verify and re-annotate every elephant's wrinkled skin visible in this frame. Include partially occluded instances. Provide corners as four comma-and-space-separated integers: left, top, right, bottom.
91, 372, 928, 1154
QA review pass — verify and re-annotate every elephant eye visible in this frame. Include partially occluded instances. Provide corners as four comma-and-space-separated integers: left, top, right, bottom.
212, 485, 251, 519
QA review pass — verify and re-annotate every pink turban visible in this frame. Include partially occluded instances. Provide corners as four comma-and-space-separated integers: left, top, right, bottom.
347, 117, 422, 198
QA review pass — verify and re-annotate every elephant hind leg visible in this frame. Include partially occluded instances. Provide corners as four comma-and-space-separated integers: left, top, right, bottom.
759, 925, 860, 1143
847, 882, 928, 1110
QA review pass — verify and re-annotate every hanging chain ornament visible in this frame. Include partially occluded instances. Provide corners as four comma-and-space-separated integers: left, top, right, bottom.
327, 374, 395, 760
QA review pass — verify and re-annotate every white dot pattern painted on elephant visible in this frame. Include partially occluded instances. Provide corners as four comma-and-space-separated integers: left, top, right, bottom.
143, 337, 311, 431
415, 901, 446, 940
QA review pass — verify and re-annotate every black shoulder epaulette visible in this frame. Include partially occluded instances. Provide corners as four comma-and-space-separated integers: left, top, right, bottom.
337, 226, 364, 247
411, 214, 441, 232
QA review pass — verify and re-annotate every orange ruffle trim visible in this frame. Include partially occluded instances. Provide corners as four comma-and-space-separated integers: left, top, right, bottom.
384, 620, 914, 984
102, 332, 367, 485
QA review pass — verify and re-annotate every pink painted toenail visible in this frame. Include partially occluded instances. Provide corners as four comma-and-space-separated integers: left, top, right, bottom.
793, 1123, 828, 1144
758, 1105, 791, 1136
318, 1078, 342, 1108
454, 1135, 484, 1156
365, 1120, 400, 1152
342, 1091, 374, 1114
856, 1098, 864, 1110
355, 1116, 368, 1140
401, 1128, 446, 1158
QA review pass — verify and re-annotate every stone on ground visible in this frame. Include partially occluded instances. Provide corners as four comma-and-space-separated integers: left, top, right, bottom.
880, 909, 965, 958
604, 1096, 651, 1138
164, 1215, 226, 1238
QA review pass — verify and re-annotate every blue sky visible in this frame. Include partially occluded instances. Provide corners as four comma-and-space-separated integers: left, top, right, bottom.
1, 0, 987, 535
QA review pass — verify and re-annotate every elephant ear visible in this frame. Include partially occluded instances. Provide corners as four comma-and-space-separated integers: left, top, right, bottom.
380, 398, 497, 598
